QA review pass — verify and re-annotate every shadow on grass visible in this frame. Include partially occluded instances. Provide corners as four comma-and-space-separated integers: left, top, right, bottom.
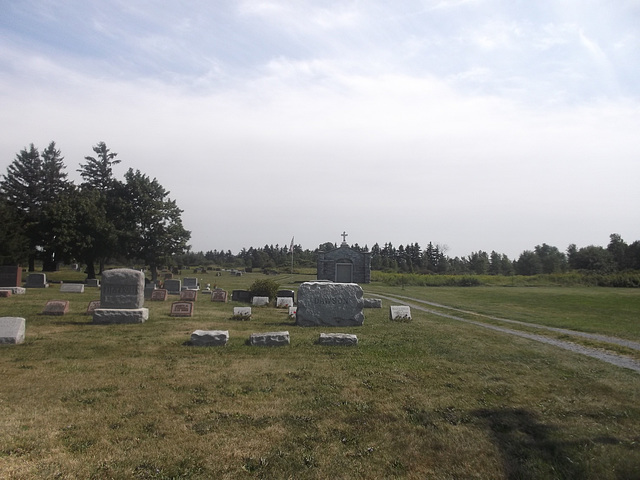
472, 408, 585, 480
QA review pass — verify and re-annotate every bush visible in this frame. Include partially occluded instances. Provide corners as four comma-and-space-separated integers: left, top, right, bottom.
249, 279, 280, 300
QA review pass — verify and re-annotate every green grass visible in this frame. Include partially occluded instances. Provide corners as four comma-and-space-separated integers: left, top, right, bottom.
1, 270, 640, 478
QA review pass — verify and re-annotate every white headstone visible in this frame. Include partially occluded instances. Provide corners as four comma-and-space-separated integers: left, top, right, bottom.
0, 317, 25, 344
233, 306, 252, 318
190, 330, 229, 346
252, 296, 270, 306
276, 297, 294, 308
250, 331, 290, 347
318, 333, 358, 346
389, 305, 412, 322
60, 283, 85, 293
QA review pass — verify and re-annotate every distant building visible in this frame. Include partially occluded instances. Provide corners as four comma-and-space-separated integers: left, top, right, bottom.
317, 233, 371, 284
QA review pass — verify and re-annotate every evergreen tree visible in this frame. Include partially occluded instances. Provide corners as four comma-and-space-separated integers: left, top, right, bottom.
121, 169, 191, 281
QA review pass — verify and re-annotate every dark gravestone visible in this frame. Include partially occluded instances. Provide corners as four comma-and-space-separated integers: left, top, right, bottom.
180, 289, 198, 301
277, 289, 295, 302
26, 273, 48, 288
0, 266, 21, 288
231, 290, 252, 303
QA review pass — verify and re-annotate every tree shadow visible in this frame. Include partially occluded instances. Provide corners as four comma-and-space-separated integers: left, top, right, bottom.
472, 407, 587, 480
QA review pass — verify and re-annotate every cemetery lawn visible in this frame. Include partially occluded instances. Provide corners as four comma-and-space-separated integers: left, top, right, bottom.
1, 273, 639, 479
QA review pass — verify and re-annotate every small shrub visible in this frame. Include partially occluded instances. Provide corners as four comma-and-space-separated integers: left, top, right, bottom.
249, 279, 280, 300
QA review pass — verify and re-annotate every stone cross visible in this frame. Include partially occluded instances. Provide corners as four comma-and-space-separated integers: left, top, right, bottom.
341, 231, 348, 244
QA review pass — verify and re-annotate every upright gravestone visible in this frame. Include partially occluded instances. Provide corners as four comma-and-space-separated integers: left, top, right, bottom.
93, 269, 148, 324
277, 289, 295, 302
0, 266, 21, 288
25, 273, 49, 288
231, 290, 252, 303
164, 279, 181, 295
211, 290, 228, 302
180, 289, 198, 301
0, 317, 25, 344
389, 306, 412, 322
276, 297, 294, 308
86, 278, 100, 288
182, 277, 199, 290
252, 296, 270, 306
296, 282, 364, 327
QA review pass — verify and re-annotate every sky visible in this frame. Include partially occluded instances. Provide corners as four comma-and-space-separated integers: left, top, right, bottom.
1, 0, 639, 259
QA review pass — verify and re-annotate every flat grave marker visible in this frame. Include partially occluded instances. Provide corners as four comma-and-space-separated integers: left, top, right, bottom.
171, 301, 194, 317
42, 300, 69, 316
233, 306, 251, 319
60, 283, 85, 293
317, 333, 358, 346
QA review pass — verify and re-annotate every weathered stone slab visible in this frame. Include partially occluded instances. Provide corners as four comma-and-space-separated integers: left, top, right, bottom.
231, 290, 252, 302
0, 287, 25, 295
150, 289, 168, 301
42, 300, 69, 315
0, 266, 22, 288
171, 301, 194, 317
100, 269, 145, 308
180, 289, 198, 301
390, 306, 412, 322
296, 282, 364, 327
252, 296, 270, 306
0, 290, 11, 298
0, 317, 25, 344
26, 273, 48, 288
86, 300, 100, 314
233, 306, 251, 319
363, 298, 382, 308
60, 283, 85, 293
86, 278, 100, 288
317, 333, 358, 346
190, 330, 229, 346
276, 297, 294, 308
92, 308, 148, 324
182, 277, 199, 290
164, 279, 181, 295
211, 289, 228, 302
250, 331, 290, 347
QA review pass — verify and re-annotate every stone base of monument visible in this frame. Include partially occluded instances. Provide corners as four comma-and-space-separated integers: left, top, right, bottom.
249, 331, 290, 346
363, 298, 382, 308
92, 308, 149, 324
0, 287, 26, 295
0, 317, 25, 344
190, 330, 229, 346
317, 333, 358, 346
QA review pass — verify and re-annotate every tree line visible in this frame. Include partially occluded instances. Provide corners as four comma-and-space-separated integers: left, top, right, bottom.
175, 236, 640, 276
0, 141, 190, 281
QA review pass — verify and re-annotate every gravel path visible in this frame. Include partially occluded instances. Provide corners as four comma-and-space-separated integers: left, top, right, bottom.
373, 292, 640, 374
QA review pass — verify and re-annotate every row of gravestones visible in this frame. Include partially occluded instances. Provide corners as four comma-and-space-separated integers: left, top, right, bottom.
1, 269, 412, 344
190, 330, 358, 347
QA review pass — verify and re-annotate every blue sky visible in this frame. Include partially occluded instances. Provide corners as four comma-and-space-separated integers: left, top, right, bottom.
1, 0, 639, 258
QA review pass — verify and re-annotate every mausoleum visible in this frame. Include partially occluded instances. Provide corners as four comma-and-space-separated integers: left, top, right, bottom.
316, 232, 371, 284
